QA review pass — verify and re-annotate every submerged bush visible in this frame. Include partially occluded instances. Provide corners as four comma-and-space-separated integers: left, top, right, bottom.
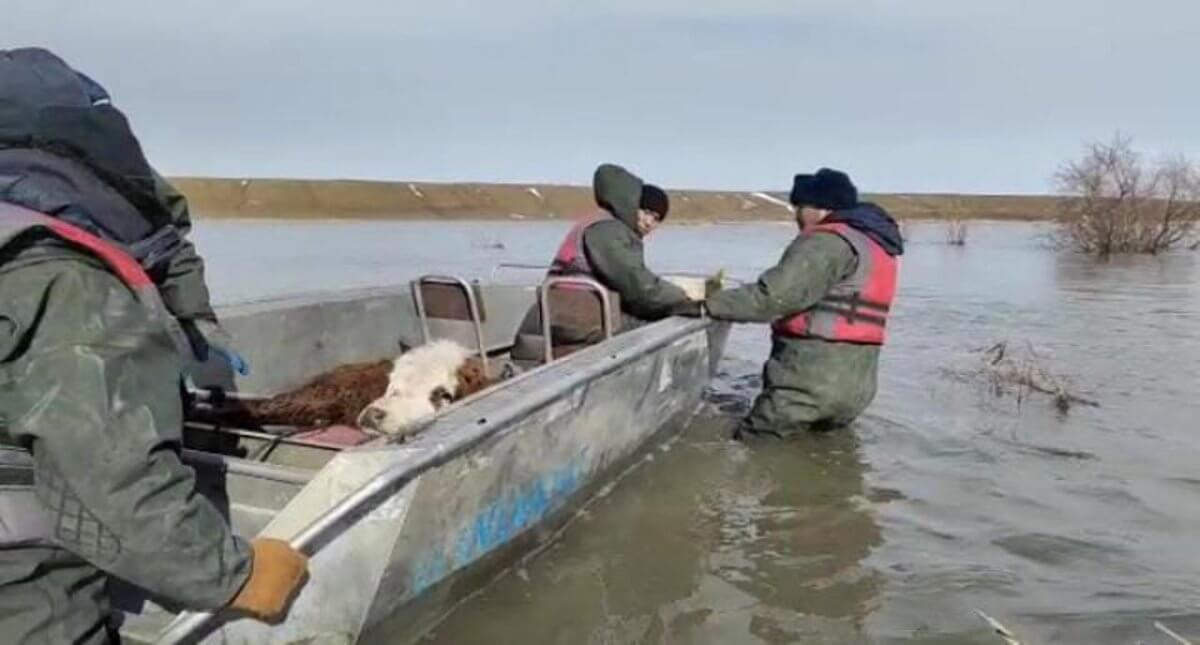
1054, 134, 1200, 257
946, 219, 968, 246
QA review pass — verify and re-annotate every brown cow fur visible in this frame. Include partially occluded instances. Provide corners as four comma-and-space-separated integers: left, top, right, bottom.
454, 358, 491, 400
198, 357, 495, 430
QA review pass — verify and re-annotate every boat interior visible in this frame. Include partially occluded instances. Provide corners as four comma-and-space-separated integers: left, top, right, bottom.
178, 267, 633, 536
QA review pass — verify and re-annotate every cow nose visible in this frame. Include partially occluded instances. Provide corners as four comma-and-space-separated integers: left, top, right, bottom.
360, 406, 386, 429
431, 387, 453, 408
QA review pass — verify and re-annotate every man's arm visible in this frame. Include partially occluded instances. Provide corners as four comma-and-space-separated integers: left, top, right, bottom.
706, 232, 857, 323
150, 171, 248, 373
0, 259, 251, 609
583, 221, 695, 319
151, 170, 217, 323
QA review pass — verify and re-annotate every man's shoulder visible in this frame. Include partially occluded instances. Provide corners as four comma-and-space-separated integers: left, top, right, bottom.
799, 228, 857, 255
584, 219, 638, 248
585, 218, 629, 234
1, 242, 115, 286
1, 245, 141, 320
2, 246, 141, 360
782, 229, 859, 277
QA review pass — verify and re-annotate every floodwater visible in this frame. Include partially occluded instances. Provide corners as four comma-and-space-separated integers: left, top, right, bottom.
194, 219, 1200, 644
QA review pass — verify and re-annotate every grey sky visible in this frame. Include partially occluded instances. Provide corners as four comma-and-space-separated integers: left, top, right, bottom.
5, 1, 1198, 193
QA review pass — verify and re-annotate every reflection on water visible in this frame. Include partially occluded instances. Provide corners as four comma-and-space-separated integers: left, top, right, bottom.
409, 415, 881, 645
195, 219, 1200, 644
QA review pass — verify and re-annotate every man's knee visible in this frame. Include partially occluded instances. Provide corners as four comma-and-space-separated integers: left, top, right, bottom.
738, 387, 824, 439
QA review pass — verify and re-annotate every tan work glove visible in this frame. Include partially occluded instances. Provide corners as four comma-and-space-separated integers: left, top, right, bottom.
705, 268, 726, 298
664, 275, 708, 301
228, 538, 309, 623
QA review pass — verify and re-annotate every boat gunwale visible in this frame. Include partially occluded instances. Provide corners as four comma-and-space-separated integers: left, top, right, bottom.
181, 449, 315, 485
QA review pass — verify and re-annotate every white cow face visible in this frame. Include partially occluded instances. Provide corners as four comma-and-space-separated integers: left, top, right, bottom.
356, 340, 469, 435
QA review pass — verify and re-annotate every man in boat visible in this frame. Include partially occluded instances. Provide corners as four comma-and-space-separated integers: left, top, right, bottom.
0, 48, 307, 643
511, 163, 702, 361
705, 168, 903, 438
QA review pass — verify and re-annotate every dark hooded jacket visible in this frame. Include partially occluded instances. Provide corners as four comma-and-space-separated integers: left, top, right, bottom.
0, 48, 250, 644
583, 164, 694, 320
706, 202, 903, 435
0, 47, 220, 329
0, 48, 172, 239
511, 164, 694, 360
825, 203, 904, 256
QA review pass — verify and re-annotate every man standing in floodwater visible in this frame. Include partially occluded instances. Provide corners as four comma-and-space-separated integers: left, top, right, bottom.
512, 163, 702, 360
706, 168, 903, 438
0, 48, 307, 643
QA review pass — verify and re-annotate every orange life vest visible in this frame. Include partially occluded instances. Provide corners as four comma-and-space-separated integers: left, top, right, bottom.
772, 221, 898, 345
548, 212, 607, 279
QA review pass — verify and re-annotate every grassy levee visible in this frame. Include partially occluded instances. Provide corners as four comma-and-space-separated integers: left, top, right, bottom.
172, 177, 1061, 222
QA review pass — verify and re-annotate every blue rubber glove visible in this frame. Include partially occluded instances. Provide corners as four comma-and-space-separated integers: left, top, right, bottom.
183, 318, 251, 376
211, 344, 251, 376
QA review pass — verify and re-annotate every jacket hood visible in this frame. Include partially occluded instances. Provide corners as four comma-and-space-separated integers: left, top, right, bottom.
0, 47, 169, 227
592, 163, 644, 231
825, 202, 904, 256
0, 148, 155, 245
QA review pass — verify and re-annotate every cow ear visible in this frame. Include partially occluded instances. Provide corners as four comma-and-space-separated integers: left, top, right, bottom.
456, 364, 477, 397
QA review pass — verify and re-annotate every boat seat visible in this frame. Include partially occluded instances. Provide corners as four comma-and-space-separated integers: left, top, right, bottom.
530, 276, 617, 365
411, 274, 499, 372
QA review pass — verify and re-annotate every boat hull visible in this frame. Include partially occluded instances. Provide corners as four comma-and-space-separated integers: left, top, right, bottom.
126, 287, 728, 644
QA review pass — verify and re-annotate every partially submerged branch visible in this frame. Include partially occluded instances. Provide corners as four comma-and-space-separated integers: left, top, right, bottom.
975, 609, 1023, 645
948, 341, 1100, 413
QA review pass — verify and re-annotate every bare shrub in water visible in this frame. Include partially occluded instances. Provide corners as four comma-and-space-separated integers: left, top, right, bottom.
946, 219, 968, 246
975, 341, 1099, 413
1054, 134, 1200, 257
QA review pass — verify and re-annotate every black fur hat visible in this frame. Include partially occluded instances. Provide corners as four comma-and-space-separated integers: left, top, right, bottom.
639, 184, 669, 218
789, 168, 858, 210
